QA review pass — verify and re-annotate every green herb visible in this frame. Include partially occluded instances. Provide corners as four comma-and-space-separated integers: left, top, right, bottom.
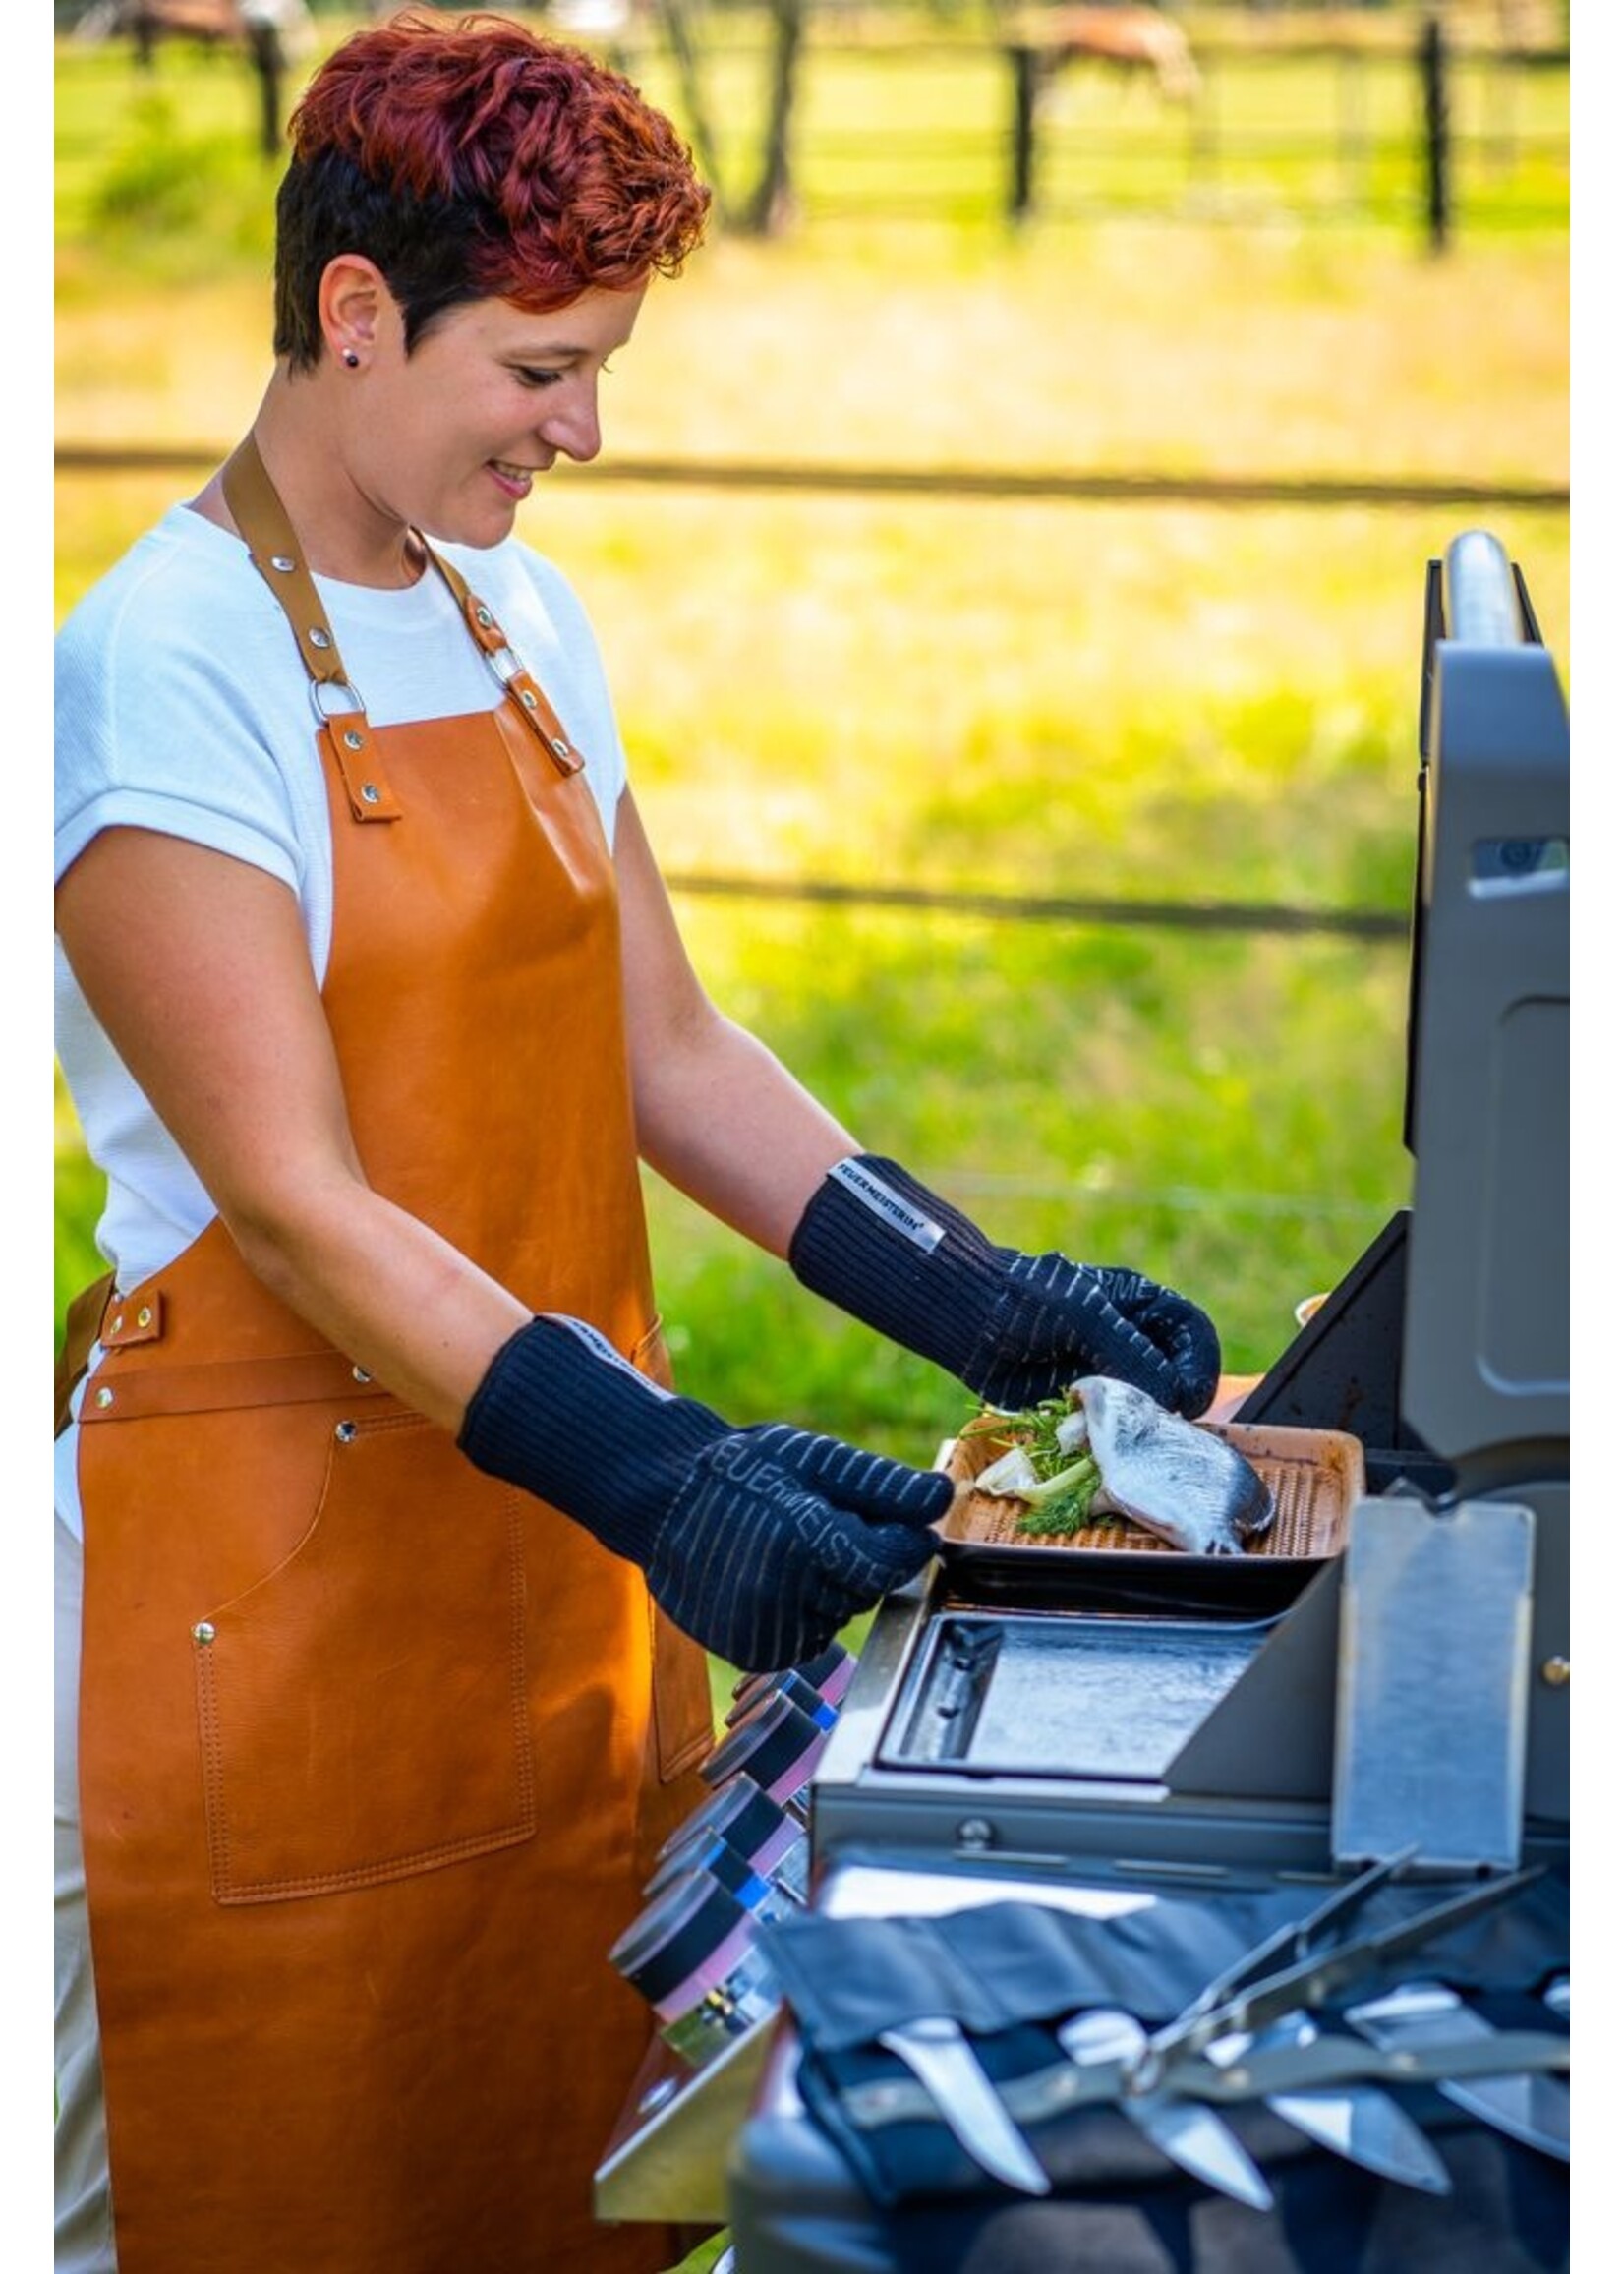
1012, 1456, 1104, 1537
965, 1398, 1119, 1538
963, 1395, 1073, 1480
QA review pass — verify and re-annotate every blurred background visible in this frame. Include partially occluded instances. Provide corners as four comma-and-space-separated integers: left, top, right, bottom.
54, 0, 1570, 1465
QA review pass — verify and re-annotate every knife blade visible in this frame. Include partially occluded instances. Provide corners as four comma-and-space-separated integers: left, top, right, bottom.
876, 2016, 1051, 2195
1060, 2007, 1274, 2210
1344, 1982, 1570, 2163
1146, 1864, 1546, 2073
1206, 2012, 1452, 2193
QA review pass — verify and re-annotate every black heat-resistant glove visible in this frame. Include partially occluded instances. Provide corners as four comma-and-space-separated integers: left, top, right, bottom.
787, 1155, 1221, 1420
458, 1313, 953, 1672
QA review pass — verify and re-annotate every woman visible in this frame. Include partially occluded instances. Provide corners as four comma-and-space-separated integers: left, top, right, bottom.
54, 15, 1220, 2270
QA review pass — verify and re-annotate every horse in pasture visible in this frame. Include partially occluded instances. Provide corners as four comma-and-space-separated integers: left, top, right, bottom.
1042, 6, 1202, 104
74, 0, 314, 61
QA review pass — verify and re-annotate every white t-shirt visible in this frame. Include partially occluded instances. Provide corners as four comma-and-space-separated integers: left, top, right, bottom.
54, 502, 631, 1533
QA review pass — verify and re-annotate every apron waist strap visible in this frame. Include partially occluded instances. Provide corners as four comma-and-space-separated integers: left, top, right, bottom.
80, 1350, 404, 1426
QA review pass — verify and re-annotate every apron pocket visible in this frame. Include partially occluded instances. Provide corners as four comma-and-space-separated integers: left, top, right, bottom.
194, 1412, 538, 1904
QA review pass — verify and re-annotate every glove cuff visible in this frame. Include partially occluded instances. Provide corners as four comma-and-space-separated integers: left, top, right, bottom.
788, 1155, 1007, 1381
458, 1313, 718, 1565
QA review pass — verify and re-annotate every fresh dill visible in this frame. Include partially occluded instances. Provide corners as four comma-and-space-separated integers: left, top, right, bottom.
963, 1397, 1117, 1538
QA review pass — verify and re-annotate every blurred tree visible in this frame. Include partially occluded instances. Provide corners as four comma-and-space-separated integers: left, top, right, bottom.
743, 0, 805, 232
654, 0, 809, 235
654, 0, 728, 193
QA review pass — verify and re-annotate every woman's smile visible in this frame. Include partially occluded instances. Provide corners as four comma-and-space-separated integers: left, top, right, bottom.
489, 456, 546, 499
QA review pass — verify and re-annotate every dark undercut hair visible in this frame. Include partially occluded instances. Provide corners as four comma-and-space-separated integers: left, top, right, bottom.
273, 10, 711, 370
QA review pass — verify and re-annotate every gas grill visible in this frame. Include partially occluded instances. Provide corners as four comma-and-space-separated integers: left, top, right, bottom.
594, 529, 1570, 2268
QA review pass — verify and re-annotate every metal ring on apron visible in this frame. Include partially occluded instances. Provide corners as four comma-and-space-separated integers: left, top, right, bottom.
309, 674, 369, 725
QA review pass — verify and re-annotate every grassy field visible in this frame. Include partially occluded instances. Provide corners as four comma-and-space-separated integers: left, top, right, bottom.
54, 12, 1568, 1460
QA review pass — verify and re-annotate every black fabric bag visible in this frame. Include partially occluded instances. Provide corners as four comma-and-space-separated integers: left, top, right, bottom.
739, 1882, 1568, 2271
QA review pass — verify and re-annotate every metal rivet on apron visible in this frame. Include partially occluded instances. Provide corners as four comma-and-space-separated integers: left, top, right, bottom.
361, 785, 380, 805
109, 1313, 124, 1337
519, 689, 538, 710
136, 1305, 152, 1328
270, 555, 296, 573
551, 737, 571, 760
475, 606, 493, 628
335, 1420, 358, 1443
309, 628, 332, 651
343, 729, 365, 751
95, 1385, 114, 1409
192, 1621, 215, 1646
352, 1365, 372, 1384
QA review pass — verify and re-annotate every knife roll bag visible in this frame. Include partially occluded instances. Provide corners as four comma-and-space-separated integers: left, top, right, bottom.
750, 1883, 1568, 2223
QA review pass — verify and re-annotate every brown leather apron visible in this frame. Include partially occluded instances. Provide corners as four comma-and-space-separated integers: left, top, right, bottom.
72, 441, 715, 2272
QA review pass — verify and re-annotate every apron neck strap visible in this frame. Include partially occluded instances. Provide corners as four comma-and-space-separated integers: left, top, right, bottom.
424, 548, 585, 777
221, 433, 584, 780
221, 433, 358, 707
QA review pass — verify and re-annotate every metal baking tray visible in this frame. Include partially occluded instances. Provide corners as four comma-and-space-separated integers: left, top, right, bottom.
877, 1606, 1280, 1780
933, 1416, 1365, 1603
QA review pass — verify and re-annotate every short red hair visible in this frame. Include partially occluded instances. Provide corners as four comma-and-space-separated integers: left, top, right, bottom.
274, 11, 710, 364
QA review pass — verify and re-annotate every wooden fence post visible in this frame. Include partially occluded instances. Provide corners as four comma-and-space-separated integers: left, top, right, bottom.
1007, 44, 1039, 224
245, 19, 284, 161
1421, 13, 1452, 253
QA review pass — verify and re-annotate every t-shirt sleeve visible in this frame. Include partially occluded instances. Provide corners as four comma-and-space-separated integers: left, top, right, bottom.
55, 551, 307, 894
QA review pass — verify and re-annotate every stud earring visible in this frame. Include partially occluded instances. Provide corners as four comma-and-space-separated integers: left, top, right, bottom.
342, 350, 361, 369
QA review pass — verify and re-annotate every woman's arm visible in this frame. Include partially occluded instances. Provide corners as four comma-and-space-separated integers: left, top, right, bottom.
57, 819, 954, 1672
55, 826, 529, 1429
612, 797, 1223, 1419
612, 789, 857, 1256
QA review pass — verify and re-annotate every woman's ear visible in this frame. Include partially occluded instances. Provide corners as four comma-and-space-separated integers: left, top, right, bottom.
319, 255, 389, 372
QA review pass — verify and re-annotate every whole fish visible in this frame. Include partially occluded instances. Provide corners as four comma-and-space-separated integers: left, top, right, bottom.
1068, 1376, 1275, 1555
